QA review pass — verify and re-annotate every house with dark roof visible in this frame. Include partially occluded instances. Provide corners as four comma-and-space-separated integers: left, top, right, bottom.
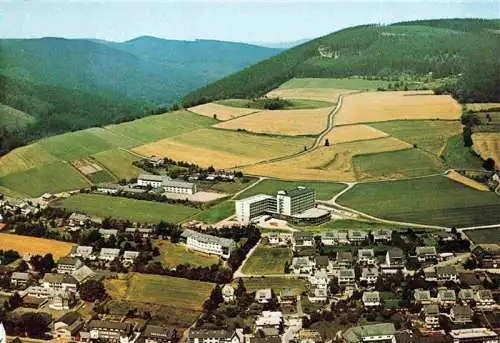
475, 289, 496, 310
358, 249, 375, 265
413, 289, 432, 305
336, 251, 354, 268
472, 244, 500, 268
435, 266, 458, 282
437, 289, 456, 307
373, 229, 392, 243
416, 246, 437, 262
10, 272, 32, 289
343, 323, 396, 343
188, 329, 241, 343
314, 255, 330, 271
141, 325, 175, 343
87, 320, 133, 342
53, 312, 84, 340
450, 304, 473, 324
57, 256, 83, 274
41, 273, 78, 292
383, 247, 405, 272
422, 304, 440, 329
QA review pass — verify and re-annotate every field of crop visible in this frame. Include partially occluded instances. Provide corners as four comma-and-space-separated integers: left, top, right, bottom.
197, 177, 258, 194
105, 110, 216, 143
133, 138, 257, 169
0, 233, 73, 258
463, 227, 500, 245
0, 143, 57, 176
237, 277, 306, 293
53, 194, 199, 223
189, 103, 258, 121
267, 88, 353, 102
242, 246, 292, 275
0, 161, 89, 197
214, 106, 333, 136
446, 170, 490, 191
472, 132, 500, 168
105, 273, 213, 328
155, 240, 220, 267
333, 91, 461, 126
0, 104, 35, 131
243, 137, 411, 181
465, 103, 500, 112
443, 135, 483, 169
194, 200, 235, 223
323, 124, 388, 145
91, 149, 142, 180
84, 127, 140, 149
235, 179, 346, 201
371, 120, 462, 155
338, 175, 500, 227
278, 78, 392, 90
87, 169, 115, 184
353, 148, 443, 180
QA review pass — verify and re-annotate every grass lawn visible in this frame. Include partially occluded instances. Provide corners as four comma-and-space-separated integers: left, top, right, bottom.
92, 149, 142, 180
0, 161, 89, 197
442, 134, 483, 169
237, 277, 306, 293
0, 143, 58, 176
84, 127, 140, 149
371, 120, 462, 155
242, 246, 292, 275
194, 200, 235, 224
463, 227, 500, 245
155, 240, 220, 267
196, 177, 259, 194
338, 175, 500, 228
297, 219, 405, 233
105, 110, 216, 144
216, 98, 334, 110
235, 179, 346, 201
278, 78, 391, 90
353, 148, 443, 180
53, 194, 199, 223
105, 273, 213, 328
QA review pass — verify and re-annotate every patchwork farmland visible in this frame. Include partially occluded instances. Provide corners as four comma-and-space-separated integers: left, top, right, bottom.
472, 132, 500, 169
0, 233, 74, 258
188, 102, 258, 121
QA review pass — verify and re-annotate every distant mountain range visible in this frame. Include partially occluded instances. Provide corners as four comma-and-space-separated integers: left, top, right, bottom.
0, 36, 281, 154
248, 38, 311, 49
184, 18, 500, 106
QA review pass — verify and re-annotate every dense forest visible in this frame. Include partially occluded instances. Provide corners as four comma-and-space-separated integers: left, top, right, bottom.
183, 19, 500, 107
0, 37, 280, 155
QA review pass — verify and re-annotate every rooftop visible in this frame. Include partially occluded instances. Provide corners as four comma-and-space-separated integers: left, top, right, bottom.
138, 174, 166, 182
88, 320, 131, 331
423, 304, 439, 315
163, 179, 195, 189
43, 273, 78, 285
416, 246, 437, 255
293, 207, 329, 219
278, 186, 313, 197
343, 323, 396, 343
449, 328, 497, 338
236, 194, 274, 204
181, 229, 234, 248
58, 256, 81, 266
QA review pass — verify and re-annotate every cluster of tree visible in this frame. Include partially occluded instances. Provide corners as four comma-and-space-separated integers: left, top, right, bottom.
0, 250, 20, 265
183, 19, 499, 107
79, 279, 107, 302
1, 311, 52, 338
240, 97, 293, 110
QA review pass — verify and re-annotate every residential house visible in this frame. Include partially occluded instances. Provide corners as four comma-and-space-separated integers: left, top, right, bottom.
335, 230, 350, 244
42, 273, 78, 293
50, 288, 76, 310
68, 213, 91, 227
53, 312, 84, 340
309, 270, 329, 290
70, 245, 94, 260
255, 311, 283, 333
383, 247, 405, 273
343, 323, 396, 343
142, 325, 175, 343
436, 266, 458, 282
437, 289, 456, 307
360, 267, 379, 284
362, 291, 380, 307
72, 265, 95, 284
292, 232, 314, 249
99, 248, 120, 261
413, 289, 432, 305
457, 289, 474, 304
222, 284, 235, 303
10, 272, 31, 289
422, 304, 440, 329
448, 328, 498, 343
349, 230, 368, 244
450, 304, 473, 324
471, 244, 500, 268
475, 289, 496, 310
181, 229, 234, 259
125, 227, 154, 238
278, 288, 296, 304
96, 183, 121, 195
308, 288, 328, 303
338, 268, 356, 286
320, 231, 337, 246
57, 256, 83, 274
99, 229, 118, 239
416, 246, 437, 262
314, 256, 330, 271
188, 329, 241, 343
87, 320, 133, 343
255, 288, 272, 304
291, 256, 314, 275
373, 229, 392, 243
337, 251, 354, 268
358, 249, 375, 265
122, 251, 140, 265
147, 156, 164, 167
459, 271, 485, 290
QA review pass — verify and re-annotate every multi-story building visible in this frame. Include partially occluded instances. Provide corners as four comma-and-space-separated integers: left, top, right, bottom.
358, 249, 375, 265
361, 267, 379, 284
188, 329, 241, 343
276, 187, 315, 215
99, 248, 120, 261
451, 305, 473, 324
338, 268, 356, 286
472, 244, 500, 268
413, 289, 432, 305
181, 229, 234, 259
57, 256, 83, 274
422, 304, 440, 329
438, 289, 457, 307
235, 195, 276, 225
87, 320, 133, 343
475, 289, 496, 310
448, 328, 498, 343
41, 273, 78, 293
349, 230, 368, 244
163, 180, 197, 195
372, 229, 392, 243
137, 174, 165, 188
142, 325, 175, 343
436, 266, 458, 282
292, 232, 315, 249
416, 246, 438, 262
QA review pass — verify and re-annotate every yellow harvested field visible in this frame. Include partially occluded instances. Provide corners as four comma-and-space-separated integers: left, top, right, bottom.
214, 107, 334, 136
0, 233, 73, 258
446, 170, 490, 191
472, 132, 500, 169
465, 103, 500, 112
266, 88, 354, 102
133, 139, 257, 169
188, 103, 258, 121
322, 124, 389, 145
0, 143, 56, 176
333, 91, 461, 126
243, 137, 412, 181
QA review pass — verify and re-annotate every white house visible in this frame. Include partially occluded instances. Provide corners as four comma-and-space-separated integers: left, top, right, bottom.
57, 256, 83, 274
41, 273, 78, 293
422, 304, 440, 329
255, 311, 283, 331
361, 267, 379, 284
255, 288, 272, 304
138, 174, 166, 188
416, 246, 437, 262
163, 180, 197, 195
448, 328, 498, 343
99, 248, 120, 261
338, 268, 356, 286
70, 245, 94, 259
475, 289, 496, 310
358, 249, 375, 265
290, 256, 314, 275
181, 229, 234, 259
122, 251, 140, 264
99, 229, 118, 239
222, 284, 235, 303
88, 320, 133, 343
308, 270, 329, 290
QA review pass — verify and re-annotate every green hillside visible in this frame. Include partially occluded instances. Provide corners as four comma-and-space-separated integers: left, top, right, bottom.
183, 19, 500, 106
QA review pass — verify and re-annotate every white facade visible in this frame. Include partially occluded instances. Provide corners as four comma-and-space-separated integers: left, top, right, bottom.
163, 180, 197, 195
70, 246, 94, 259
235, 194, 275, 225
99, 248, 120, 261
182, 229, 234, 259
138, 174, 165, 188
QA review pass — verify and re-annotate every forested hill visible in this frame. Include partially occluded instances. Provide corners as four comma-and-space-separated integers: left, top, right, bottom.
183, 18, 500, 107
0, 37, 281, 155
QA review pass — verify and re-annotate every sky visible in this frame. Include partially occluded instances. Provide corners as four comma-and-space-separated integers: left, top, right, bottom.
0, 0, 498, 43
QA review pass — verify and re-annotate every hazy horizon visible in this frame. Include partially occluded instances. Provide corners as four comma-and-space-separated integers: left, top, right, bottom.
1, 0, 498, 44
